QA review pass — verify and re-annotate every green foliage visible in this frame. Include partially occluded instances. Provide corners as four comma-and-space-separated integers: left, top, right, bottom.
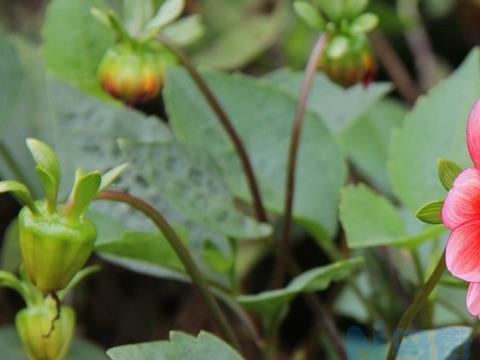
339, 99, 407, 195
238, 258, 363, 331
389, 48, 480, 212
42, 0, 114, 96
164, 67, 347, 242
107, 331, 243, 360
340, 184, 444, 248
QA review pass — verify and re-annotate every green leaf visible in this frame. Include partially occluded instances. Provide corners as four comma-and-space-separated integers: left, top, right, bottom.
164, 67, 347, 242
338, 99, 407, 195
389, 48, 480, 213
124, 0, 154, 35
192, 1, 286, 70
162, 15, 205, 47
0, 326, 108, 360
264, 69, 391, 133
415, 200, 444, 224
42, 0, 114, 96
120, 139, 271, 240
0, 26, 23, 131
317, 0, 346, 20
144, 0, 185, 35
99, 163, 129, 192
293, 1, 326, 30
343, 0, 369, 18
350, 12, 379, 34
339, 184, 444, 248
107, 331, 243, 360
64, 170, 101, 219
437, 158, 462, 190
238, 258, 363, 330
0, 181, 36, 213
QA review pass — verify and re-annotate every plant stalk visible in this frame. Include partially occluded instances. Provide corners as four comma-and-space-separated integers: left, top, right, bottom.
385, 251, 446, 360
96, 190, 241, 350
157, 36, 268, 224
275, 34, 327, 285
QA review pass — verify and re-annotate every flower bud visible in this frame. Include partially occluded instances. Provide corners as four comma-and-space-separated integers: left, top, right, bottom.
98, 41, 176, 104
16, 301, 75, 360
19, 203, 96, 293
317, 34, 376, 88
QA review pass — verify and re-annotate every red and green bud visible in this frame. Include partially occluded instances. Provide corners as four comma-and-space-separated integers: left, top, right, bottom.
98, 41, 177, 104
317, 34, 376, 88
16, 299, 75, 360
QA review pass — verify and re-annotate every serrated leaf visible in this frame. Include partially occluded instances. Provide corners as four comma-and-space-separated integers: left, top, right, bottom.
293, 1, 326, 30
340, 184, 444, 248
107, 331, 243, 360
264, 69, 391, 133
437, 158, 462, 190
65, 170, 101, 219
238, 258, 363, 330
164, 67, 346, 243
162, 15, 205, 47
119, 139, 271, 240
144, 0, 185, 34
42, 0, 114, 96
99, 163, 129, 192
0, 326, 109, 360
124, 0, 154, 35
389, 48, 480, 213
0, 180, 36, 213
415, 200, 444, 224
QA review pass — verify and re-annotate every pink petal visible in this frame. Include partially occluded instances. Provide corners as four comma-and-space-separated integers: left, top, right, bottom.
467, 282, 480, 316
467, 98, 480, 168
446, 219, 480, 282
442, 168, 480, 230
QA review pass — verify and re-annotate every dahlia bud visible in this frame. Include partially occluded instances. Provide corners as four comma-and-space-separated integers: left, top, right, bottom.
317, 34, 376, 88
16, 297, 75, 360
98, 41, 177, 104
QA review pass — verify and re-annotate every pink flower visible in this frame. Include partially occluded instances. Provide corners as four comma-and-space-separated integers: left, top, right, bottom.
442, 98, 480, 316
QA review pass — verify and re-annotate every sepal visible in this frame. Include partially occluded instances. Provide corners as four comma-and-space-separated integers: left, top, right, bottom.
437, 158, 463, 190
415, 200, 444, 224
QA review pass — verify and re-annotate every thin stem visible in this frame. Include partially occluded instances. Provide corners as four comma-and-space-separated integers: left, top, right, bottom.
370, 31, 420, 106
411, 248, 424, 285
157, 36, 268, 223
385, 251, 446, 360
96, 190, 240, 350
275, 34, 327, 286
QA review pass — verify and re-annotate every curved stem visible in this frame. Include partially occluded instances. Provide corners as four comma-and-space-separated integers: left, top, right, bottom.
274, 34, 327, 285
96, 190, 240, 350
157, 36, 268, 224
385, 251, 446, 360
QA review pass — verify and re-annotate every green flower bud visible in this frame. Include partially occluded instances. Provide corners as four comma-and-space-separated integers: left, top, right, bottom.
318, 34, 376, 88
16, 300, 75, 360
98, 41, 177, 104
18, 202, 96, 293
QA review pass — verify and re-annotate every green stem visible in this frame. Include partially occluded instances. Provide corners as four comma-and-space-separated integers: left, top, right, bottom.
385, 251, 446, 360
410, 248, 424, 285
157, 36, 268, 224
96, 190, 241, 351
